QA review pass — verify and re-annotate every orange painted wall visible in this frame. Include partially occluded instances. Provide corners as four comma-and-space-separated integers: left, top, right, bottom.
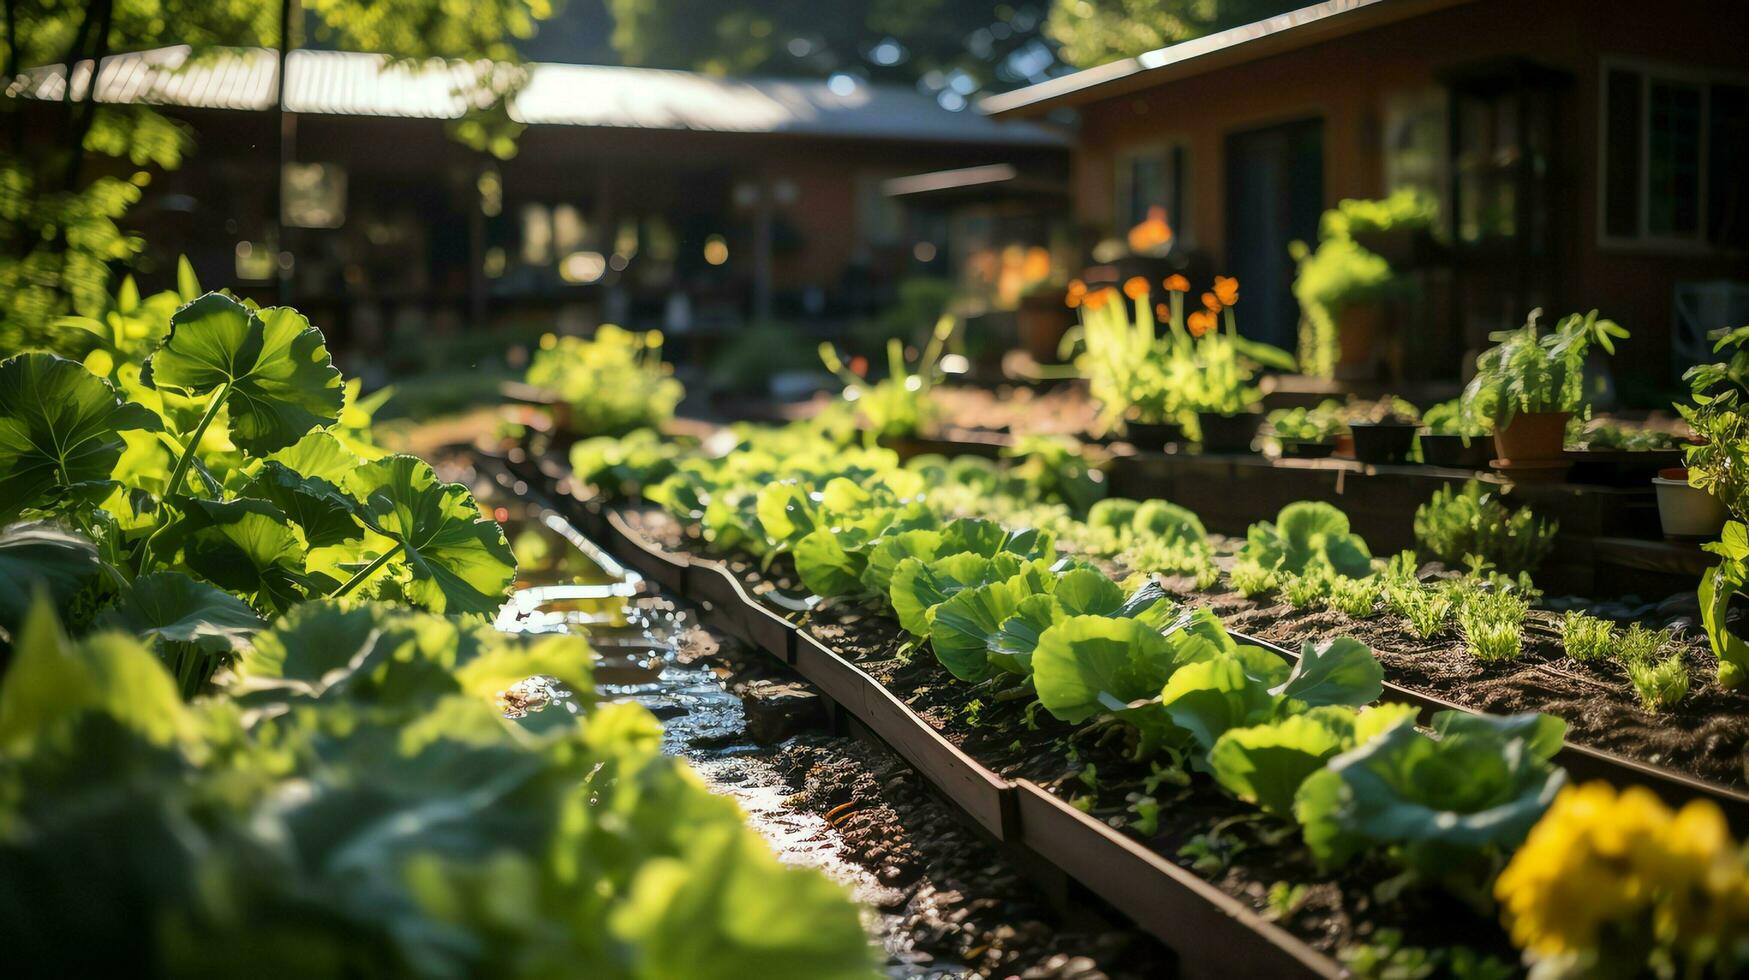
1071, 0, 1749, 379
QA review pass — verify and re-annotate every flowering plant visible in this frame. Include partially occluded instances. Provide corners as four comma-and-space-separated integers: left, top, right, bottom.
1070, 274, 1294, 433
1496, 781, 1749, 977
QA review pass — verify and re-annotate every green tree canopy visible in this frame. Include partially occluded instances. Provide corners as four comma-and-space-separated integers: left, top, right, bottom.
603, 0, 1066, 102
1045, 0, 1299, 69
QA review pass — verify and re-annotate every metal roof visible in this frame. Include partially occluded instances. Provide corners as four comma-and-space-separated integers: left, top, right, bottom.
981, 0, 1478, 117
18, 45, 1067, 146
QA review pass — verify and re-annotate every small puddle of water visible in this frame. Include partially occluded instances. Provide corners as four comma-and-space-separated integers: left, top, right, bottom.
489, 500, 939, 977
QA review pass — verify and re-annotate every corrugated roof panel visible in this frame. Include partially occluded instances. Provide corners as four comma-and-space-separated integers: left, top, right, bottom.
26, 46, 1066, 146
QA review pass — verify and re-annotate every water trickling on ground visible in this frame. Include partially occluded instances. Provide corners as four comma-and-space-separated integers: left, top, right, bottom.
487, 500, 937, 976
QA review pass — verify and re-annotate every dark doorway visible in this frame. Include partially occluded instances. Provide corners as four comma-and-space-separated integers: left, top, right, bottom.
1224, 118, 1325, 351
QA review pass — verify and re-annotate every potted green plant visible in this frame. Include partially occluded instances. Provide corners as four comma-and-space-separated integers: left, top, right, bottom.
1461, 309, 1628, 480
1266, 400, 1344, 458
1417, 398, 1494, 469
1674, 326, 1749, 541
1289, 191, 1433, 380
1345, 395, 1421, 465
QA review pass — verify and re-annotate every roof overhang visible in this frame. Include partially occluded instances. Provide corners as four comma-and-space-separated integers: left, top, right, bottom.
982, 0, 1481, 117
882, 163, 1068, 206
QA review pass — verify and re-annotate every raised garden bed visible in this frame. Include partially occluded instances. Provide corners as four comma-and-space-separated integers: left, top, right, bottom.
512, 443, 1749, 975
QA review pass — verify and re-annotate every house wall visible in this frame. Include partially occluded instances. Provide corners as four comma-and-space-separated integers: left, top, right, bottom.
1072, 0, 1749, 380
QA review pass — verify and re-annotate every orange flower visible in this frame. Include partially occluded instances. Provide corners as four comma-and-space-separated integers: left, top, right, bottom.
1201, 291, 1223, 314
1126, 206, 1174, 254
1155, 302, 1170, 321
1123, 276, 1149, 300
1022, 246, 1052, 282
1065, 278, 1086, 309
1187, 310, 1215, 337
1162, 274, 1190, 293
1213, 275, 1239, 307
1084, 287, 1116, 311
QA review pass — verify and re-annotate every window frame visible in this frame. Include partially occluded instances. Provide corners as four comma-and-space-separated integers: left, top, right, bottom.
1597, 55, 1748, 254
1114, 140, 1191, 245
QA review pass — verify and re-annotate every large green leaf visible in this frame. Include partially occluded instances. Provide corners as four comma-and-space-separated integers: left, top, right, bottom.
929, 579, 1021, 682
346, 455, 516, 614
889, 552, 990, 637
146, 293, 343, 455
793, 526, 865, 597
243, 461, 362, 548
161, 496, 312, 613
1208, 706, 1355, 816
0, 522, 104, 637
1160, 651, 1284, 756
861, 528, 941, 594
0, 353, 161, 519
1032, 615, 1180, 724
96, 570, 263, 656
1700, 555, 1749, 689
0, 594, 188, 753
1272, 637, 1383, 708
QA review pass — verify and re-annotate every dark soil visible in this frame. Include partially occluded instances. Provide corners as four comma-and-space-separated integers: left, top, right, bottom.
672, 590, 1163, 978
1165, 580, 1749, 790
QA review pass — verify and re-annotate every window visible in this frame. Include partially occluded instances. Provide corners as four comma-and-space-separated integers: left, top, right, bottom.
1602, 61, 1748, 249
1115, 144, 1188, 240
1384, 90, 1449, 237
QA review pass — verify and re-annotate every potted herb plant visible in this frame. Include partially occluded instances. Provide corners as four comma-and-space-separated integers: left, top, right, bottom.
1266, 400, 1344, 458
1345, 395, 1421, 465
1461, 309, 1629, 480
1417, 398, 1494, 469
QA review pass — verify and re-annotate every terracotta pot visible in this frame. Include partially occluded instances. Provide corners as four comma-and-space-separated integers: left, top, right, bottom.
1334, 303, 1380, 380
1493, 411, 1571, 464
1020, 294, 1074, 364
1653, 468, 1729, 538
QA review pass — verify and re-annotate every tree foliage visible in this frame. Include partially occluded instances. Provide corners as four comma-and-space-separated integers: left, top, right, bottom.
1044, 0, 1298, 68
0, 0, 556, 352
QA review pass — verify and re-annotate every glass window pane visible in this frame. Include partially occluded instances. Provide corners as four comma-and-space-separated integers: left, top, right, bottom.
1708, 83, 1748, 248
1648, 78, 1702, 236
1604, 69, 1642, 238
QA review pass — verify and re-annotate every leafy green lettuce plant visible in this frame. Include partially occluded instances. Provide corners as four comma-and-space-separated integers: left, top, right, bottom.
1237, 501, 1374, 580
525, 325, 684, 437
1295, 710, 1567, 894
1412, 480, 1556, 578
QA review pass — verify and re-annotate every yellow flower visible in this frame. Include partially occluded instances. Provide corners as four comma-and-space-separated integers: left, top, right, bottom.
1497, 782, 1749, 968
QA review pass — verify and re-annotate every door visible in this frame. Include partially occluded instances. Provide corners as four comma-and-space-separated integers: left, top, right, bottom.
1224, 119, 1325, 351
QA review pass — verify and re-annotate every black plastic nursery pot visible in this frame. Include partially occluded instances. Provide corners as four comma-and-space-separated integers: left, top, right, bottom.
1277, 440, 1337, 459
1125, 421, 1183, 452
1348, 421, 1418, 464
1195, 411, 1263, 453
1417, 432, 1493, 470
